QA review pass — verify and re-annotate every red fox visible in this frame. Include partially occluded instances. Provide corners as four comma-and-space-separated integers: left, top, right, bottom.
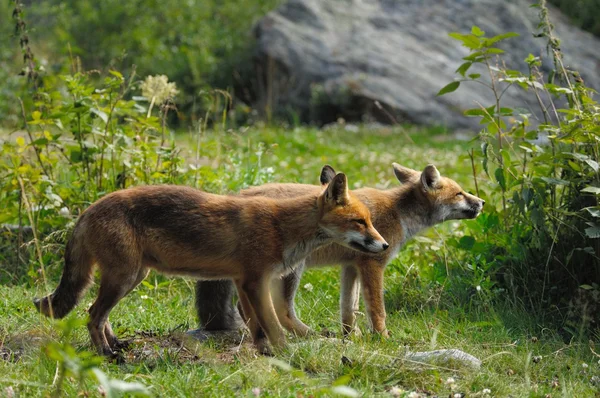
34, 171, 389, 356
194, 164, 484, 338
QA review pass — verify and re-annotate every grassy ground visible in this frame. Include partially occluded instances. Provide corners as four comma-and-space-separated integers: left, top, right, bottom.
1, 125, 599, 397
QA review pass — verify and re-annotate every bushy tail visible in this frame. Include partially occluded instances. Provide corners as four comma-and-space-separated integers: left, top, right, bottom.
34, 229, 94, 319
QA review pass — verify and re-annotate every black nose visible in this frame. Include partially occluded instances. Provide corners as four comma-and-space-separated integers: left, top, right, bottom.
382, 243, 389, 250
481, 200, 486, 206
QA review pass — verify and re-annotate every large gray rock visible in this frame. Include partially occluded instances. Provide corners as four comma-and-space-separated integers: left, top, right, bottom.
251, 0, 600, 129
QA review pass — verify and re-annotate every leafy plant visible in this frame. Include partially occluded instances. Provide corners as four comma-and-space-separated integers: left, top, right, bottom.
439, 0, 600, 332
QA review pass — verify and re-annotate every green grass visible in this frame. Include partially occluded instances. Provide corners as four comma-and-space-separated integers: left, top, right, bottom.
1, 126, 599, 397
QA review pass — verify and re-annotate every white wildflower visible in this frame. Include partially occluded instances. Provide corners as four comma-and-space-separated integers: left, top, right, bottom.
58, 206, 70, 217
140, 295, 149, 300
582, 362, 589, 369
407, 392, 420, 398
476, 285, 482, 292
252, 387, 260, 397
446, 377, 456, 384
303, 283, 313, 292
389, 386, 403, 397
453, 394, 462, 398
141, 75, 179, 105
482, 388, 491, 395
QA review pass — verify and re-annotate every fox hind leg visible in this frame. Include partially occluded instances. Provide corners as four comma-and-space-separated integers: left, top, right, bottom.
103, 267, 150, 351
88, 266, 146, 357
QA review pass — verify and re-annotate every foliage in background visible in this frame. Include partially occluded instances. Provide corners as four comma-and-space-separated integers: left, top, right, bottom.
0, 0, 281, 127
439, 0, 600, 335
549, 0, 600, 37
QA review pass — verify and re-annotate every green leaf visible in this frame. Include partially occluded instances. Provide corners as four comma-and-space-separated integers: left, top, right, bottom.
70, 149, 82, 163
464, 108, 486, 117
448, 32, 482, 49
109, 70, 124, 79
468, 73, 481, 79
585, 207, 600, 218
458, 236, 476, 250
456, 62, 473, 77
91, 108, 109, 124
437, 81, 460, 96
585, 159, 599, 172
580, 284, 594, 290
582, 186, 600, 195
471, 26, 485, 37
495, 168, 506, 190
486, 32, 520, 46
541, 177, 570, 186
585, 225, 600, 239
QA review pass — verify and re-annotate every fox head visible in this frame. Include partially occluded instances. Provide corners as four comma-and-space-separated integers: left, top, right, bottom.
318, 167, 389, 254
392, 163, 485, 222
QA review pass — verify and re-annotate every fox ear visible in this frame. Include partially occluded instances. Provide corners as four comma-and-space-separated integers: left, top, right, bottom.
320, 165, 336, 186
421, 164, 441, 190
325, 173, 349, 205
392, 163, 420, 184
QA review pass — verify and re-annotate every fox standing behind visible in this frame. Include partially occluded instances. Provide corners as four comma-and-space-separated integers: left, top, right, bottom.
196, 164, 485, 338
34, 171, 389, 356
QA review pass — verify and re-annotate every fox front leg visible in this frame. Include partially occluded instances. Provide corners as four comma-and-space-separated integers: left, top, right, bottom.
357, 258, 389, 337
340, 264, 362, 336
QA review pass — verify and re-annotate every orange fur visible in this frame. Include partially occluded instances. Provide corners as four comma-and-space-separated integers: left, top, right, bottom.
242, 164, 485, 337
34, 171, 388, 356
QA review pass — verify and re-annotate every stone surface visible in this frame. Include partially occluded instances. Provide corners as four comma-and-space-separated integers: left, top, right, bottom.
252, 0, 600, 129
405, 348, 482, 369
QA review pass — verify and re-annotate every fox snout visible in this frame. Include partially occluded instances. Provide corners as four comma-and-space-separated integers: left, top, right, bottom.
464, 195, 485, 218
348, 230, 389, 254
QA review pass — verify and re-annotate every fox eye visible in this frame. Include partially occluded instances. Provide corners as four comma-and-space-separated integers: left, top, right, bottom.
353, 219, 367, 226
456, 192, 464, 197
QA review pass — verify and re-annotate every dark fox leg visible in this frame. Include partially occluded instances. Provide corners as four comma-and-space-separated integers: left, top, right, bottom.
88, 266, 146, 357
195, 280, 243, 331
104, 268, 150, 351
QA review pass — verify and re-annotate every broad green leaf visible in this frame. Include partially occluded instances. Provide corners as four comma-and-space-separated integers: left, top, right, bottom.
449, 32, 481, 49
580, 284, 594, 290
437, 81, 460, 96
471, 26, 485, 37
495, 168, 506, 190
541, 177, 570, 186
458, 236, 476, 250
456, 62, 473, 77
486, 32, 520, 46
585, 225, 600, 239
464, 108, 486, 117
109, 70, 124, 79
91, 108, 109, 124
585, 159, 599, 171
582, 186, 600, 194
468, 73, 481, 79
585, 207, 600, 218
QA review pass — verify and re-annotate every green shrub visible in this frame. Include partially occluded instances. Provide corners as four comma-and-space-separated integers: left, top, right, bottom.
0, 67, 274, 285
25, 0, 279, 119
439, 1, 600, 334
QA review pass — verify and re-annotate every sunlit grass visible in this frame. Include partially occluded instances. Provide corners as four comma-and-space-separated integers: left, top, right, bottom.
1, 125, 598, 397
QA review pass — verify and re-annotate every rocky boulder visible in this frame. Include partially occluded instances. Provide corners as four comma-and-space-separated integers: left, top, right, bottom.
251, 0, 600, 130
